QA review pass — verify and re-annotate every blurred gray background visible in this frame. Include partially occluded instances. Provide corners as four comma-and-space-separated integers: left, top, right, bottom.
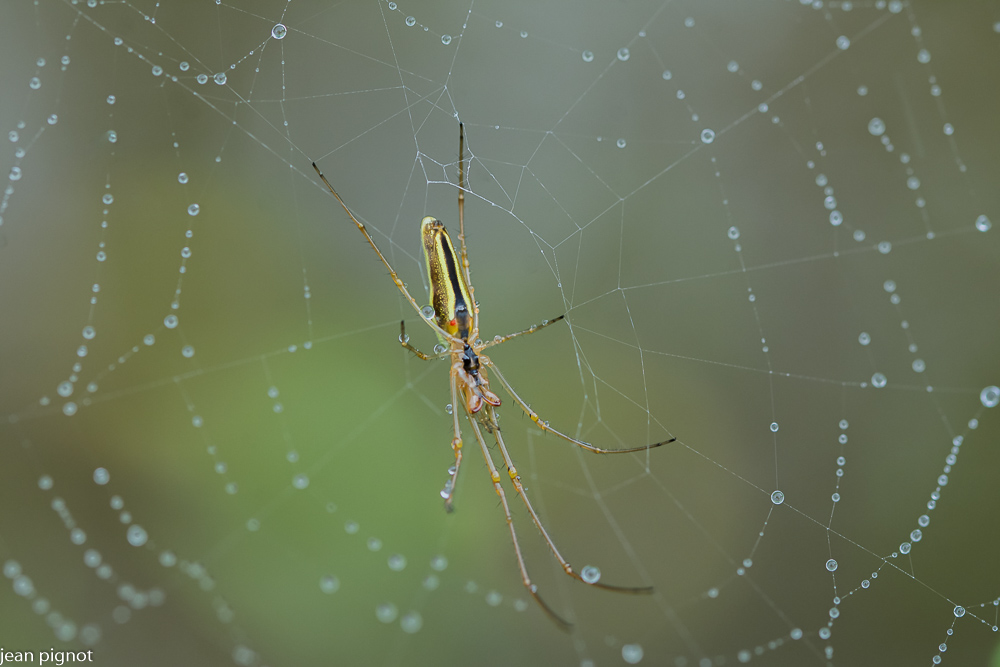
1, 1, 998, 665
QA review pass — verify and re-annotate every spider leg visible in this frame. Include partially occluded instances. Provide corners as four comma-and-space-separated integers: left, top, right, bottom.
467, 413, 572, 631
479, 315, 565, 351
399, 321, 450, 361
312, 162, 458, 344
481, 359, 677, 454
484, 406, 654, 595
440, 365, 464, 513
456, 122, 477, 337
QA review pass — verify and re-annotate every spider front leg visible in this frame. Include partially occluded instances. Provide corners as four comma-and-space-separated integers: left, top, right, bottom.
312, 163, 453, 343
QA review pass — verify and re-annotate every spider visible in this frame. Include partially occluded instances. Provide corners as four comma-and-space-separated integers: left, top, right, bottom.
311, 123, 675, 630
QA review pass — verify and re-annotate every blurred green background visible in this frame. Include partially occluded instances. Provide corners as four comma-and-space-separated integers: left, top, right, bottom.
1, 1, 999, 665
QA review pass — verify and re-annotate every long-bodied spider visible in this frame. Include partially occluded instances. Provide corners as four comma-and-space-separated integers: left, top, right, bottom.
311, 123, 674, 629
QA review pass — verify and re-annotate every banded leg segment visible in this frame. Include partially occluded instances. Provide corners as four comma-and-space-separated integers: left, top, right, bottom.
399, 321, 450, 361
483, 359, 677, 454
484, 406, 653, 595
467, 414, 572, 631
312, 162, 457, 344
441, 369, 464, 512
479, 315, 565, 351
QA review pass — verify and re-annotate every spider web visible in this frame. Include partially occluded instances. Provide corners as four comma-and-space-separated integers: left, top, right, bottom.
1, 0, 999, 665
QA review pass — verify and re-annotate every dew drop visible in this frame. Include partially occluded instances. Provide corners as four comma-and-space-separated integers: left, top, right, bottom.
93, 468, 110, 485
582, 50, 594, 62
187, 203, 200, 216
868, 118, 886, 136
581, 565, 601, 583
319, 575, 339, 594
825, 559, 838, 572
271, 23, 287, 39
616, 47, 630, 61
771, 490, 784, 505
700, 128, 716, 144
980, 386, 1000, 408
400, 611, 422, 633
213, 72, 227, 85
126, 525, 148, 547
441, 34, 452, 45
376, 602, 398, 623
622, 644, 644, 664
